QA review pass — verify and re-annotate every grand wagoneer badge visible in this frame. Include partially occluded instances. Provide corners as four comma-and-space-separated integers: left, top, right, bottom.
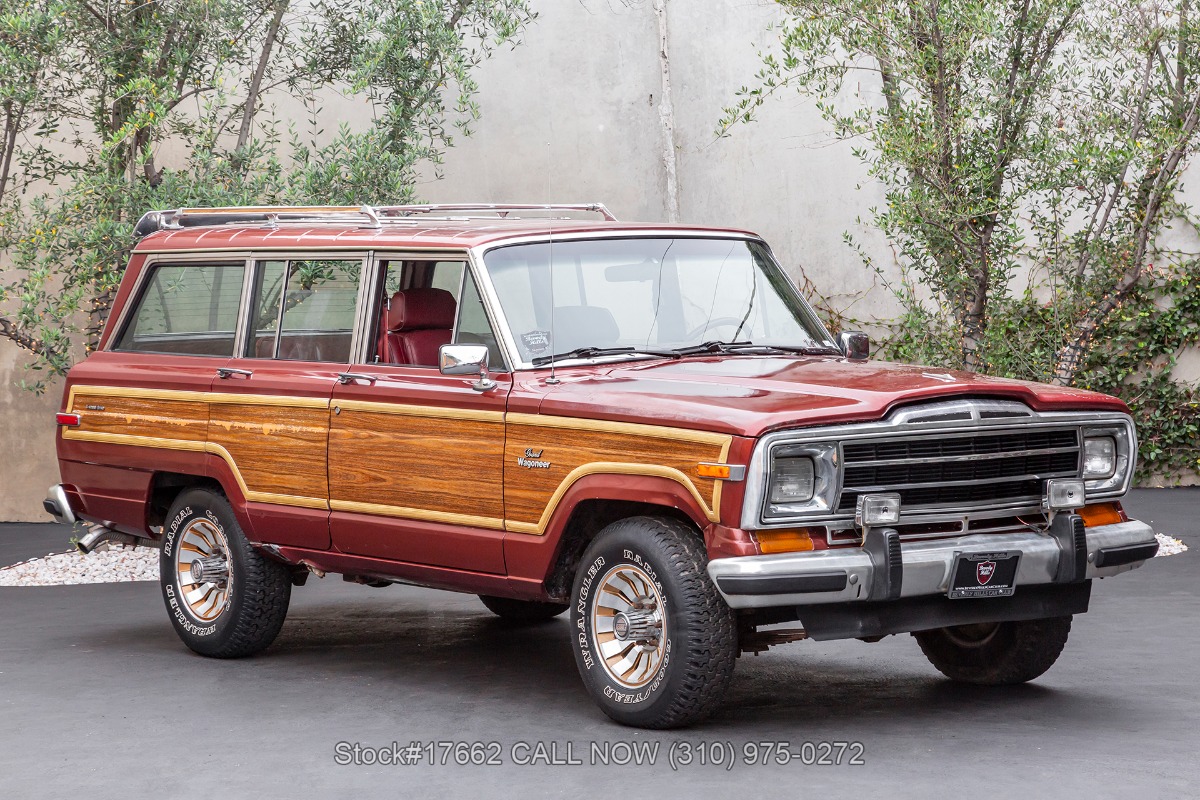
517, 448, 551, 469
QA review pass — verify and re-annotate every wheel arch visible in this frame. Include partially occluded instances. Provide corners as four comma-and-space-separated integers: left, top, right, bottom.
515, 473, 713, 602
146, 463, 248, 535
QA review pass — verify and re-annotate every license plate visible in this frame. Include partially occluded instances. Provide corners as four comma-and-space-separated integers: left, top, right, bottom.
948, 551, 1020, 599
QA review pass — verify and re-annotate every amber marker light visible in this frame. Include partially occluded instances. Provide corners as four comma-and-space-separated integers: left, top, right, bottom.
754, 528, 819, 554
1078, 502, 1126, 528
55, 412, 81, 427
696, 463, 746, 481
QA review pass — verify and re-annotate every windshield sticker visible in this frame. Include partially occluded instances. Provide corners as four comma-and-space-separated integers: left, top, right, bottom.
521, 330, 551, 354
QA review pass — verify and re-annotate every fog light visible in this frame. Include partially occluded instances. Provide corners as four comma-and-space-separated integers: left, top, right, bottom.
769, 457, 815, 504
1083, 436, 1116, 479
1044, 478, 1086, 511
855, 493, 901, 527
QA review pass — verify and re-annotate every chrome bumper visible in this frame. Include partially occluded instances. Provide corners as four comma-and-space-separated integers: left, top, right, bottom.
43, 484, 76, 526
707, 520, 1157, 610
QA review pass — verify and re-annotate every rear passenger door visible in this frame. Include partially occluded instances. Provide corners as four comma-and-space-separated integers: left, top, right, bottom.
327, 255, 510, 573
207, 253, 369, 551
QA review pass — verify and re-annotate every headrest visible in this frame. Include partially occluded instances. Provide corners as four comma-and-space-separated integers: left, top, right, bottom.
388, 288, 456, 331
551, 305, 620, 352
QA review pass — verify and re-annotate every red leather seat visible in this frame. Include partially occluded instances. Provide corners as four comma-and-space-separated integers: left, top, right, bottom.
385, 288, 457, 366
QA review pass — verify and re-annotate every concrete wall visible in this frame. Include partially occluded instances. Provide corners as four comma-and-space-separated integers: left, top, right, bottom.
2, 0, 1197, 518
418, 0, 896, 321
0, 340, 60, 520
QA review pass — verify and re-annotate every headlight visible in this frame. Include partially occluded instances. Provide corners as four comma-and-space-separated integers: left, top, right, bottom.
1083, 435, 1116, 479
769, 457, 815, 503
758, 442, 839, 521
1081, 421, 1135, 497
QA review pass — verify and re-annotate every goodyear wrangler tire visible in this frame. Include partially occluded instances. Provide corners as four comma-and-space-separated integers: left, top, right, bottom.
159, 488, 291, 658
914, 616, 1073, 685
569, 516, 737, 729
478, 595, 568, 622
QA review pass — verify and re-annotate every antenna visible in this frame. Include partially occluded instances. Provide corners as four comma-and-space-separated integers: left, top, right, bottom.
546, 138, 560, 385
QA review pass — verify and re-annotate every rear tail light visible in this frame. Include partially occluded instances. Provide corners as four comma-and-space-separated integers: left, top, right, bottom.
55, 412, 81, 427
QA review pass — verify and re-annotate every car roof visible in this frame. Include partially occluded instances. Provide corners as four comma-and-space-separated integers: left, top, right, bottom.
131, 210, 761, 254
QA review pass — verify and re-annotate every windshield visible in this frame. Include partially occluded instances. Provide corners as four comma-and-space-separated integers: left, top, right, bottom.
482, 237, 837, 365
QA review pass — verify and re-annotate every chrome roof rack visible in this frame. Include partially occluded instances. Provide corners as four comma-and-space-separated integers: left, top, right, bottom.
376, 203, 618, 221
132, 202, 617, 238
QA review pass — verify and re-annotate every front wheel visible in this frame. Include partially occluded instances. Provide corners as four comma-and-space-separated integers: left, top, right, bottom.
569, 516, 737, 729
913, 616, 1073, 685
160, 488, 292, 658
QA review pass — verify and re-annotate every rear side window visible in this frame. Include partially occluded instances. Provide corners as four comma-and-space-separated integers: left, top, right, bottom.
248, 258, 362, 362
114, 264, 245, 356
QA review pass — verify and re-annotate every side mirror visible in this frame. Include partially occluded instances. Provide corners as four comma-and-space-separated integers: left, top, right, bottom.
838, 331, 870, 361
439, 343, 496, 391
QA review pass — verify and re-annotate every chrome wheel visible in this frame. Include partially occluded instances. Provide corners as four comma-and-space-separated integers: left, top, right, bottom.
174, 518, 233, 623
591, 564, 666, 689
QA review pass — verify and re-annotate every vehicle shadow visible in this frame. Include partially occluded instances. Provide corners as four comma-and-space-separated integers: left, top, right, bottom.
72, 591, 1129, 734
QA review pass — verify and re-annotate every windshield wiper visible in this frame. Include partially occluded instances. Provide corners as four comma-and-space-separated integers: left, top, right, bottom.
670, 341, 841, 357
530, 345, 678, 366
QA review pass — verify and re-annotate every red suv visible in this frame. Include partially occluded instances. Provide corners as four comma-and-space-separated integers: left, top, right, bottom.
44, 204, 1160, 728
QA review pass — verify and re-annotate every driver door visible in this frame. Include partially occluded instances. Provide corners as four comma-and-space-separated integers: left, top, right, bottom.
327, 256, 510, 573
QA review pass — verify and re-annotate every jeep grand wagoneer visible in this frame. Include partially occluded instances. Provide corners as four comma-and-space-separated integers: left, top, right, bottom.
44, 203, 1160, 728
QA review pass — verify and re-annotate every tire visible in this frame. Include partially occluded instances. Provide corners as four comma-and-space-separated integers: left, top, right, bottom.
159, 488, 291, 658
478, 594, 568, 622
913, 616, 1073, 685
569, 516, 737, 729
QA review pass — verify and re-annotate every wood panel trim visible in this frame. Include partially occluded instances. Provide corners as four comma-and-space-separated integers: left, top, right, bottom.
506, 411, 733, 448
61, 429, 330, 511
329, 500, 506, 530
64, 386, 739, 533
69, 385, 331, 409
336, 399, 504, 423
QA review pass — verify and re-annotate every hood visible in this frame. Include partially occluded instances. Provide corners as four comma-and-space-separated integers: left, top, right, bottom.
531, 356, 1128, 438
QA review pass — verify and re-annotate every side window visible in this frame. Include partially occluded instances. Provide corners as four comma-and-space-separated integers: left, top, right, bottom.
114, 263, 245, 356
374, 259, 502, 369
247, 258, 361, 362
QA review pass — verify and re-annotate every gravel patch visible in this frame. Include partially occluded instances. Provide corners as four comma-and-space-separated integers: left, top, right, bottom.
0, 544, 159, 587
0, 534, 1187, 588
1155, 533, 1188, 557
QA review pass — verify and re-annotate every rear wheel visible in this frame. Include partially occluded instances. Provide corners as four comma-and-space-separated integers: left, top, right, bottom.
478, 594, 568, 622
159, 488, 291, 658
569, 516, 737, 729
914, 616, 1073, 685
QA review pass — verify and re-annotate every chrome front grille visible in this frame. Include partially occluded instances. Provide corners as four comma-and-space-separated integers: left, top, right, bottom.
837, 428, 1081, 513
744, 398, 1134, 531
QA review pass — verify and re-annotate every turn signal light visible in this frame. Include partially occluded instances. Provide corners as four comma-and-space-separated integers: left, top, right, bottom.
55, 412, 81, 427
1078, 502, 1125, 528
754, 528, 818, 555
696, 463, 746, 481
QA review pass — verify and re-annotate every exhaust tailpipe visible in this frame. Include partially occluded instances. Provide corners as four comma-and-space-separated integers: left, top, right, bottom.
75, 524, 140, 555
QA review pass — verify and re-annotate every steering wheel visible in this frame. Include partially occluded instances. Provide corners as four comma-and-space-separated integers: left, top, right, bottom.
684, 317, 746, 341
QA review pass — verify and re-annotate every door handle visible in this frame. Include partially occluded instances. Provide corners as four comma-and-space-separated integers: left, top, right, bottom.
216, 367, 253, 379
337, 372, 378, 385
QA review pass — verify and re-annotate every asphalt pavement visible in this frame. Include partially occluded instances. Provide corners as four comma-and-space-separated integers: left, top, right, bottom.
1, 489, 1196, 798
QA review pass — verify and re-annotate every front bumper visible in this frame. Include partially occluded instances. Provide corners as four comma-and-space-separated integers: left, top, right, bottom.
707, 520, 1157, 610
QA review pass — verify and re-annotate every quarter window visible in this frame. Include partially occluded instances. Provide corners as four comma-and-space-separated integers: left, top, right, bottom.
114, 263, 245, 356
